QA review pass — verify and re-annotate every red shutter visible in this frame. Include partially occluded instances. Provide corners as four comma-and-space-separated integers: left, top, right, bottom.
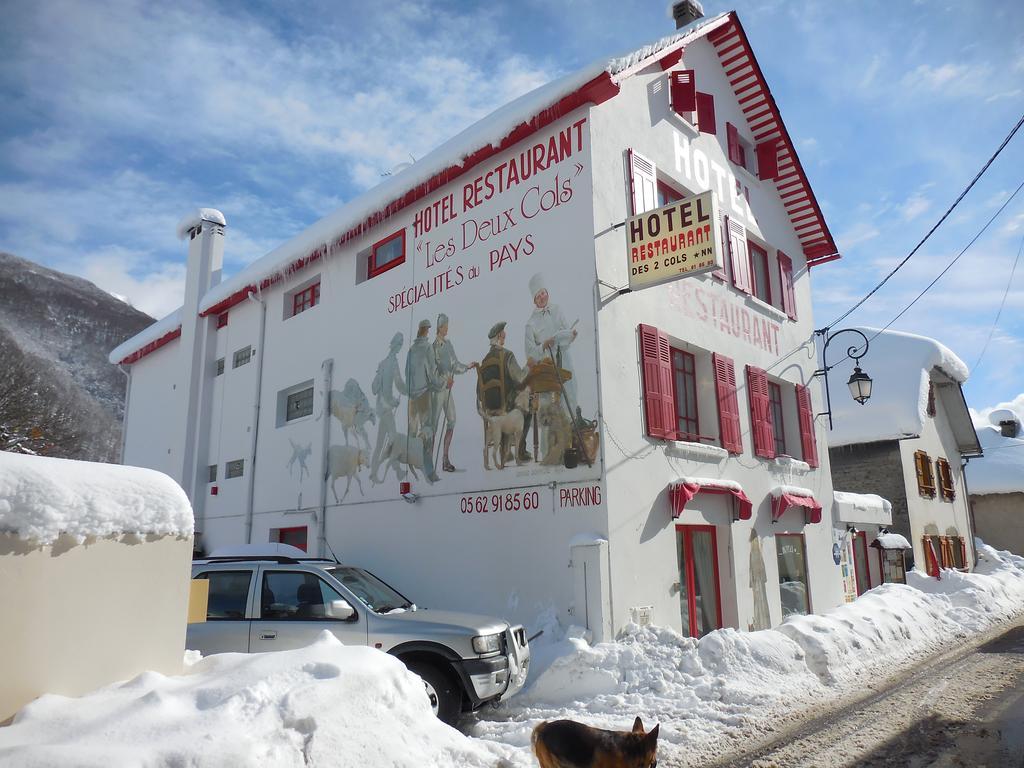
628, 149, 657, 216
713, 353, 742, 454
756, 139, 779, 181
795, 384, 819, 468
923, 537, 940, 579
777, 251, 797, 320
639, 324, 675, 440
746, 365, 776, 459
726, 122, 742, 165
727, 217, 752, 294
670, 69, 697, 115
695, 92, 716, 135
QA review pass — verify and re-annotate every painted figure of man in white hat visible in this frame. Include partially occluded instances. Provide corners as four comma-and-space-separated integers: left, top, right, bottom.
525, 271, 578, 408
432, 312, 476, 473
406, 318, 444, 482
370, 332, 407, 485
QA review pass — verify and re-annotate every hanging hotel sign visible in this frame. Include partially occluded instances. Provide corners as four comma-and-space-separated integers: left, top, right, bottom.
627, 190, 722, 290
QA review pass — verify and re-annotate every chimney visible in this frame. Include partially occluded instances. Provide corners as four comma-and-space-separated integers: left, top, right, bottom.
672, 0, 705, 29
999, 419, 1019, 438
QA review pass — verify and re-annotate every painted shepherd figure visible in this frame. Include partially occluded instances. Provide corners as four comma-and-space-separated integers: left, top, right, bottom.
477, 321, 529, 466
432, 313, 477, 473
370, 332, 407, 485
406, 318, 444, 483
330, 378, 375, 451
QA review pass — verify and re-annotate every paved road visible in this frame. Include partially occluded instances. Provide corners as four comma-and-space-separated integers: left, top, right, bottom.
709, 619, 1024, 768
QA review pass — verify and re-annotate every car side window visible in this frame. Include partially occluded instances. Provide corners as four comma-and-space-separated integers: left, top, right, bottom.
261, 571, 350, 620
195, 570, 252, 620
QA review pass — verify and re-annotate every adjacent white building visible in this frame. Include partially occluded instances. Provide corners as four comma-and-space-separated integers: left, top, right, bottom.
827, 328, 983, 581
112, 7, 852, 640
968, 408, 1024, 555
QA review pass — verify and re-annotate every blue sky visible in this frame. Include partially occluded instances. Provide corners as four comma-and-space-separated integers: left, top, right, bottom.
1, 0, 1022, 415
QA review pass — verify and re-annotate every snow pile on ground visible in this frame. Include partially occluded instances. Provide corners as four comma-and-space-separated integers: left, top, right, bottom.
471, 541, 1024, 766
1, 546, 1021, 767
0, 633, 507, 768
0, 452, 193, 545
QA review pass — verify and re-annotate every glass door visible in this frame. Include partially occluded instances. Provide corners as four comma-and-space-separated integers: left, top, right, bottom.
852, 531, 871, 596
677, 525, 723, 638
776, 533, 811, 618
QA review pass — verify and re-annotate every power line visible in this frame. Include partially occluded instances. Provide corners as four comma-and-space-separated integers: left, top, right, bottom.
825, 110, 1024, 331
866, 179, 1024, 342
973, 231, 1024, 373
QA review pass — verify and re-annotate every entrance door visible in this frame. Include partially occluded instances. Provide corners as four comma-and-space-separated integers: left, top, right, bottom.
676, 525, 723, 638
852, 531, 871, 596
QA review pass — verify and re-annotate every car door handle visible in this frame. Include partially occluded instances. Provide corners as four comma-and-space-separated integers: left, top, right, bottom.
259, 631, 277, 640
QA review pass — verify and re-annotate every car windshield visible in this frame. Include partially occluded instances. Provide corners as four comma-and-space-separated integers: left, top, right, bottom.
327, 566, 414, 613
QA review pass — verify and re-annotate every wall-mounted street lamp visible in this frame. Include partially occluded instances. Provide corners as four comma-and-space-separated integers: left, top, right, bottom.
812, 327, 873, 430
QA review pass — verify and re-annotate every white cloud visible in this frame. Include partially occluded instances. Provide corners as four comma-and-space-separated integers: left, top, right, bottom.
72, 248, 187, 319
901, 193, 931, 222
970, 393, 1024, 427
836, 221, 881, 249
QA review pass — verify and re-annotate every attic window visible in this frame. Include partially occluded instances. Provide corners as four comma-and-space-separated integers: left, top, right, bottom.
926, 382, 936, 417
217, 312, 228, 329
368, 229, 406, 278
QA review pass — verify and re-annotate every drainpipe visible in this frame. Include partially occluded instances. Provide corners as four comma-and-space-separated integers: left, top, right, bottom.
317, 358, 334, 558
117, 364, 132, 465
244, 289, 268, 544
961, 456, 979, 567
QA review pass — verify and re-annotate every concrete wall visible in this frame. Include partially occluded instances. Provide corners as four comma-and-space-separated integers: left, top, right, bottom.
0, 533, 193, 722
971, 492, 1024, 555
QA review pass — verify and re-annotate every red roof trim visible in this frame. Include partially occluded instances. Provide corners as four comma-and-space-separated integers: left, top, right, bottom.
198, 70, 619, 319
117, 327, 182, 365
710, 15, 839, 266
659, 47, 684, 70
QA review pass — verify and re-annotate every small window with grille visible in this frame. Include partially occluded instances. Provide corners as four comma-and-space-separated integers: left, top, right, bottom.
208, 464, 217, 483
225, 459, 244, 479
233, 346, 253, 369
215, 358, 225, 376
286, 387, 314, 421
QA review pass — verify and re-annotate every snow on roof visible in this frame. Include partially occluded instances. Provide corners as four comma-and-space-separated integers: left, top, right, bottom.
176, 208, 226, 240
833, 491, 892, 526
108, 307, 182, 364
0, 452, 193, 545
872, 532, 912, 550
828, 327, 970, 448
968, 424, 1024, 495
111, 13, 731, 364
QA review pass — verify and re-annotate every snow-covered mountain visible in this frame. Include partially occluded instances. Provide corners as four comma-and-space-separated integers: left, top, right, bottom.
0, 252, 154, 461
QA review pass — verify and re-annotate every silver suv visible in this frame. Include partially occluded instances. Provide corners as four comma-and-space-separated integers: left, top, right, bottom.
188, 552, 530, 724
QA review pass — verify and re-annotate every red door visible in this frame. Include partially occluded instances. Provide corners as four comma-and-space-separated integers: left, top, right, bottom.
676, 525, 723, 638
852, 531, 872, 596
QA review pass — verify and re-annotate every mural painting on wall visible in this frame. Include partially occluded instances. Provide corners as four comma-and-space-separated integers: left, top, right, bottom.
287, 116, 602, 506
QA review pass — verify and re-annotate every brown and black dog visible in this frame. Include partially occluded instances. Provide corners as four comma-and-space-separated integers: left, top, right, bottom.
532, 717, 659, 768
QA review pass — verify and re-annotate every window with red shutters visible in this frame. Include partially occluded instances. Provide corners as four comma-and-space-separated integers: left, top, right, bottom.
726, 122, 742, 165
795, 383, 818, 467
727, 218, 752, 294
749, 241, 772, 305
713, 353, 742, 454
777, 251, 797, 320
670, 69, 697, 116
936, 458, 955, 501
746, 365, 775, 459
923, 537, 940, 578
657, 180, 684, 208
217, 311, 229, 329
639, 324, 675, 440
695, 92, 716, 135
914, 450, 936, 497
756, 139, 779, 181
629, 149, 658, 216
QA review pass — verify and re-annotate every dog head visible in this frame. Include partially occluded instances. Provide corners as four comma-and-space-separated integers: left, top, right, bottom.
627, 717, 660, 768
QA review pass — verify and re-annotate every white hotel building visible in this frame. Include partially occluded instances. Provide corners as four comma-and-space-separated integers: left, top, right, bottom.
113, 7, 860, 641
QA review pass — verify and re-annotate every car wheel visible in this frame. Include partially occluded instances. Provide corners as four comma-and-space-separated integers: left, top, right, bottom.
406, 661, 461, 725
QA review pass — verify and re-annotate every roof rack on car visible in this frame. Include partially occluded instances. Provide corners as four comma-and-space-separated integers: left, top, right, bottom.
195, 556, 338, 565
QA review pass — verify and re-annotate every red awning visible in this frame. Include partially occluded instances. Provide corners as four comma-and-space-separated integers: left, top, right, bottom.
771, 493, 822, 524
670, 482, 752, 521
